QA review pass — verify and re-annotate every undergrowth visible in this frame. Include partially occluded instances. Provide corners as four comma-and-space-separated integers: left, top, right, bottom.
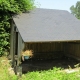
0, 56, 17, 80
22, 67, 80, 80
0, 56, 80, 80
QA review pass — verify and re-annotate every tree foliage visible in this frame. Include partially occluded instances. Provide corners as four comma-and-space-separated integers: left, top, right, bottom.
0, 0, 35, 56
70, 1, 80, 19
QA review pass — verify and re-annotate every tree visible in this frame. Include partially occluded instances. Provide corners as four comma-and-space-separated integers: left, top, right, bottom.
0, 0, 35, 56
70, 1, 80, 19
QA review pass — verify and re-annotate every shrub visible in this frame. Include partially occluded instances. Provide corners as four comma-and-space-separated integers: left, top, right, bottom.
0, 0, 35, 56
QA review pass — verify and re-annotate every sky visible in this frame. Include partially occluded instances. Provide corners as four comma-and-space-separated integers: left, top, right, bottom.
35, 0, 79, 12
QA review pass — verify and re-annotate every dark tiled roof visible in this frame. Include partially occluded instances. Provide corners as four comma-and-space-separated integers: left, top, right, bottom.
13, 8, 80, 42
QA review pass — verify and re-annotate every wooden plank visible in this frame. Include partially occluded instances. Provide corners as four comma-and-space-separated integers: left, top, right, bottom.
65, 43, 80, 58
25, 42, 64, 55
10, 21, 14, 61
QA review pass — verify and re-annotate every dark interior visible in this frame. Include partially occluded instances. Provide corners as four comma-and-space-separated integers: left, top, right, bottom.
21, 42, 80, 73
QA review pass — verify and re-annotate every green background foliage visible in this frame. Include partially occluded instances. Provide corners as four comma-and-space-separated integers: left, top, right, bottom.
0, 0, 35, 56
70, 1, 80, 19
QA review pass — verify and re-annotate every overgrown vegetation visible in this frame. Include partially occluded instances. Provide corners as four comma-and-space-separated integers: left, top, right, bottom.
0, 57, 17, 80
0, 0, 35, 56
0, 56, 80, 80
23, 68, 80, 80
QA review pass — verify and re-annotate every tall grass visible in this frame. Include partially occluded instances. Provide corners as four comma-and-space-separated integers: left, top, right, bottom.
0, 56, 80, 80
0, 56, 17, 80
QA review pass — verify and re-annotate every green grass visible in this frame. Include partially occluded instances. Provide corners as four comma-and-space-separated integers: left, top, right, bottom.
0, 56, 17, 80
21, 67, 80, 80
0, 56, 80, 80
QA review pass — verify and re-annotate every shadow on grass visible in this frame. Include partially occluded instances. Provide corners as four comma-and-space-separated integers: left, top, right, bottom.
21, 56, 79, 74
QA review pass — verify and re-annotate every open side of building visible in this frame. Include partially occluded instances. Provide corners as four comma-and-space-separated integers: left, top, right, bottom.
10, 8, 80, 74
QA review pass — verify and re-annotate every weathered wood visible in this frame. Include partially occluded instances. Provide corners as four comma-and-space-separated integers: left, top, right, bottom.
10, 20, 14, 62
17, 33, 25, 66
64, 42, 80, 58
26, 42, 63, 53
23, 42, 80, 59
24, 42, 64, 59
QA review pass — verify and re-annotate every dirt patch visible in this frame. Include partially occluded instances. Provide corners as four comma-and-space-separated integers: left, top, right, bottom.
22, 56, 80, 73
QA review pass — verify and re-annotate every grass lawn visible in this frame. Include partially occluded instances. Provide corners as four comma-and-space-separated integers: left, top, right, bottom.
0, 56, 80, 80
